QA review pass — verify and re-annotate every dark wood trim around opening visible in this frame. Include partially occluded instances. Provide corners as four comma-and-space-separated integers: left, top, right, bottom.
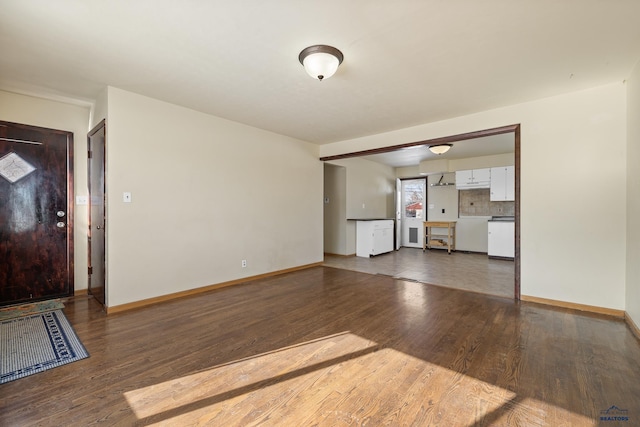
513, 125, 521, 300
320, 123, 522, 301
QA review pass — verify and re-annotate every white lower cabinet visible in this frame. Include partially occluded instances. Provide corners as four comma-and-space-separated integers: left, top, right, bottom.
356, 220, 394, 258
455, 217, 490, 252
488, 221, 514, 258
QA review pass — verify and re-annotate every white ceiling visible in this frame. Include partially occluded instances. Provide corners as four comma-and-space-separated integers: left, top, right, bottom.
360, 133, 515, 168
1, 1, 640, 148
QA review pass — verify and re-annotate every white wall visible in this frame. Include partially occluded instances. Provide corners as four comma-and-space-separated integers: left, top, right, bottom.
321, 83, 628, 310
626, 61, 640, 326
324, 157, 395, 256
396, 165, 420, 178
91, 88, 108, 129
105, 87, 323, 307
426, 173, 458, 221
327, 157, 396, 219
0, 90, 91, 292
448, 153, 514, 171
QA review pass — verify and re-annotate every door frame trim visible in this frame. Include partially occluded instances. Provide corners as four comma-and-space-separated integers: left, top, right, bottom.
399, 177, 427, 248
87, 119, 106, 307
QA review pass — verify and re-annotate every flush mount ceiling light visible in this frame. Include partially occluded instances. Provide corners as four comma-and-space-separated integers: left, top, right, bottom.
298, 45, 344, 81
428, 144, 453, 155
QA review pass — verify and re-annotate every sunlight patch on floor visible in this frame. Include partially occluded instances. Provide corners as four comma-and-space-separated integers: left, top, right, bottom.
124, 332, 377, 421
124, 333, 593, 425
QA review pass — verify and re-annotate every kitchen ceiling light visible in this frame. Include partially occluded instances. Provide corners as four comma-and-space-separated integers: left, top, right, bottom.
299, 45, 344, 81
428, 144, 452, 155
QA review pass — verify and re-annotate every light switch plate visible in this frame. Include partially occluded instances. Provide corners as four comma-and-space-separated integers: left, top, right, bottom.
123, 192, 132, 203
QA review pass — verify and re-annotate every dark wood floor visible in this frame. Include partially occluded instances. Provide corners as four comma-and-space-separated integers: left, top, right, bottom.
2, 266, 639, 426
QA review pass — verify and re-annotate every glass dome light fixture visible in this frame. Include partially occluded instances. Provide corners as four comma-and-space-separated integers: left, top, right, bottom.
299, 45, 344, 81
428, 144, 453, 155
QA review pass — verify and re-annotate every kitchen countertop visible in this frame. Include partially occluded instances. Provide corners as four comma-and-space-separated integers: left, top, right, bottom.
489, 216, 515, 222
347, 218, 395, 221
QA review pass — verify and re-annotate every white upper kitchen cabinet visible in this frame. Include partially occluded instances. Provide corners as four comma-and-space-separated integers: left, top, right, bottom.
490, 166, 515, 201
455, 168, 491, 189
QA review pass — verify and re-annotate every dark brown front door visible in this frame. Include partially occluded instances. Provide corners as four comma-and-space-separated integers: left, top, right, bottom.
0, 120, 74, 306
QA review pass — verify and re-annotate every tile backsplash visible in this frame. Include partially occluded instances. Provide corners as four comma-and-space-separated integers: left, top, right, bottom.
458, 189, 514, 217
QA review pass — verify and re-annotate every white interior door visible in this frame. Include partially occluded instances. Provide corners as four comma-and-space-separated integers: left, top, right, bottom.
401, 178, 426, 248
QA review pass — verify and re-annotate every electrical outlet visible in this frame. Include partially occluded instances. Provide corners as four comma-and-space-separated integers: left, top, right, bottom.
241, 260, 247, 268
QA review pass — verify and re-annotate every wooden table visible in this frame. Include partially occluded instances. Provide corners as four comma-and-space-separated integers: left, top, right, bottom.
423, 221, 456, 254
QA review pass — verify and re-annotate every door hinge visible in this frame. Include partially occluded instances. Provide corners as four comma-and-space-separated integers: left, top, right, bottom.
88, 266, 93, 275
88, 150, 92, 159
